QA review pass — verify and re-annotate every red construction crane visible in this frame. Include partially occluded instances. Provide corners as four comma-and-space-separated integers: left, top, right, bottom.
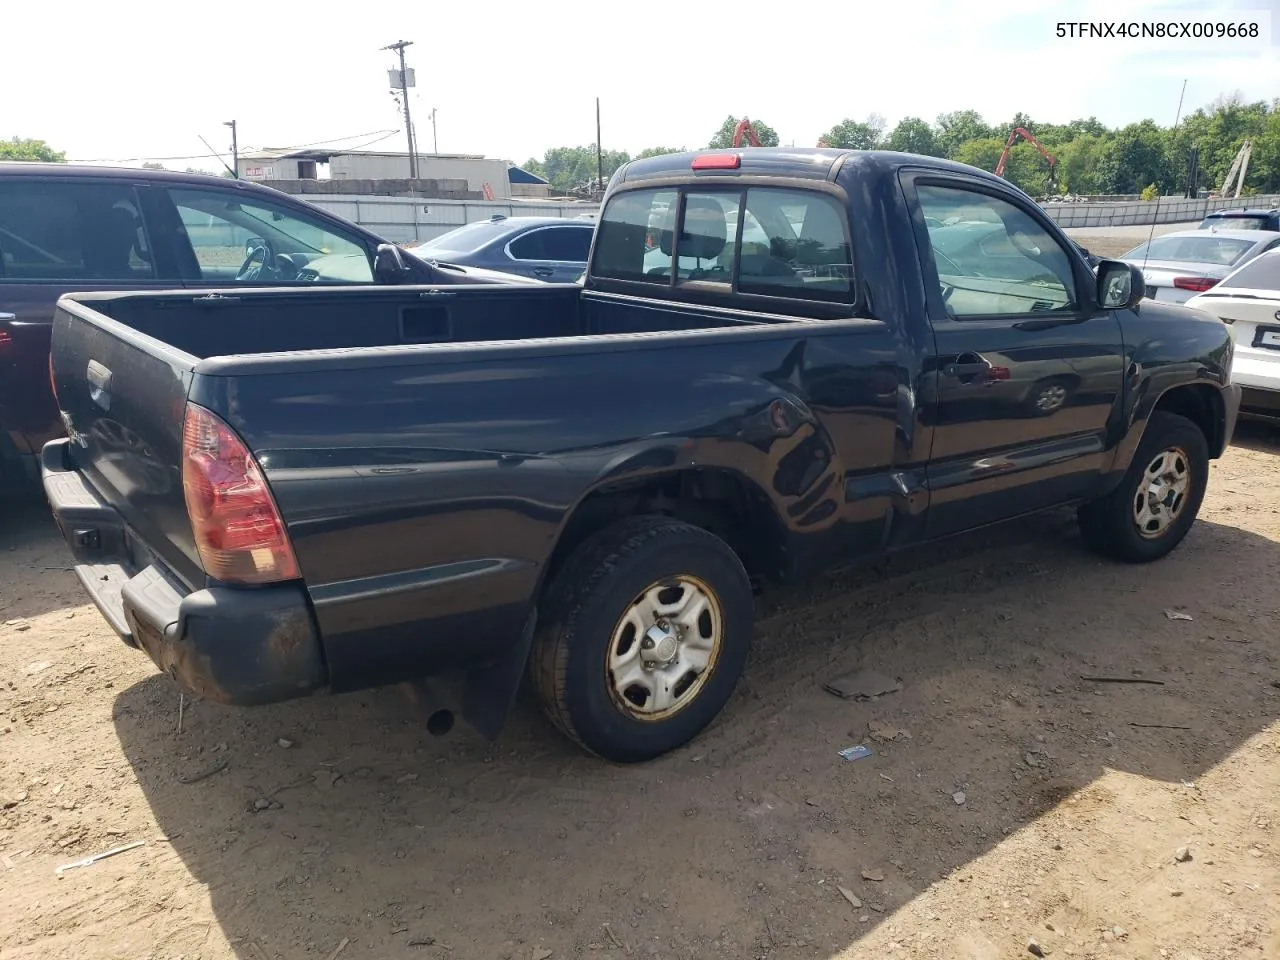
995, 127, 1057, 187
731, 118, 763, 148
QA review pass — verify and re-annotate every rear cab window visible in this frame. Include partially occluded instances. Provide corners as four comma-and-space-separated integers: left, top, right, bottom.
590, 184, 855, 316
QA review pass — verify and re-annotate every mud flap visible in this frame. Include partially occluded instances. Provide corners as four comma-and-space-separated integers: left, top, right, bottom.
461, 609, 537, 741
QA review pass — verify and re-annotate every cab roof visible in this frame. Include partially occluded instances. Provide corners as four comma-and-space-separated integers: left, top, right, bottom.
614, 147, 1008, 189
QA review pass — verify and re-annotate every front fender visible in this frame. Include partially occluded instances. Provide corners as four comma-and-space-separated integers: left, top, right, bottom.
1106, 300, 1235, 483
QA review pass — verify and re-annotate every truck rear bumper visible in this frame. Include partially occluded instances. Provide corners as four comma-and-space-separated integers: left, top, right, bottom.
41, 438, 328, 706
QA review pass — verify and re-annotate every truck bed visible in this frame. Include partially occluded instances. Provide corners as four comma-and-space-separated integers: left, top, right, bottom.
82, 283, 772, 362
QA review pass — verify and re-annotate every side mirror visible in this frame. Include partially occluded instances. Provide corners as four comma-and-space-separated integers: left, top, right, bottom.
1096, 259, 1145, 310
373, 243, 411, 284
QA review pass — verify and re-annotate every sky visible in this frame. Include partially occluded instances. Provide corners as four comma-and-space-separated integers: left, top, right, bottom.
5, 0, 1279, 175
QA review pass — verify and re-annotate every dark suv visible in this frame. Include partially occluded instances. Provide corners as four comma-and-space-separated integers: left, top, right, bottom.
0, 163, 530, 499
1198, 208, 1280, 232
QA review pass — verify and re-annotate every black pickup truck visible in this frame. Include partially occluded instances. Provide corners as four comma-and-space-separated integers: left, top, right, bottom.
42, 148, 1240, 763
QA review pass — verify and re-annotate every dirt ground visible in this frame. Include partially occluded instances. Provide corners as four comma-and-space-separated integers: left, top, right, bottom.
2, 226, 1278, 960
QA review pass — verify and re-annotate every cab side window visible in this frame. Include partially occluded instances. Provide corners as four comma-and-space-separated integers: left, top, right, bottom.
0, 181, 153, 282
917, 184, 1078, 318
166, 188, 374, 284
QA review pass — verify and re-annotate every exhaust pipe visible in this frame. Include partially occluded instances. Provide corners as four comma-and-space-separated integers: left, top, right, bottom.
427, 709, 455, 736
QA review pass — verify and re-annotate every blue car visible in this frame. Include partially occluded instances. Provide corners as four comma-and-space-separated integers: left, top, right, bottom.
408, 215, 596, 283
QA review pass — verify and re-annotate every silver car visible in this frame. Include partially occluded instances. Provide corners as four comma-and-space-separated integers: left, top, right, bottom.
1119, 228, 1280, 304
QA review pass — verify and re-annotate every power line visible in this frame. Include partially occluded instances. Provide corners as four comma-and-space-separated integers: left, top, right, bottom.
70, 128, 401, 164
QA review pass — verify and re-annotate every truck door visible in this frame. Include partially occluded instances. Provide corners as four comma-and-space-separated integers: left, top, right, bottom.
902, 174, 1126, 539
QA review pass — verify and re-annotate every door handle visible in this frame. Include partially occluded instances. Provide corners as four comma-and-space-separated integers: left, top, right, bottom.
532, 267, 554, 278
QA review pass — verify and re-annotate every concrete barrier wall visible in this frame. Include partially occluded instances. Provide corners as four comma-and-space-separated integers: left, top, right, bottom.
304, 195, 600, 243
1041, 195, 1280, 229
305, 192, 1280, 242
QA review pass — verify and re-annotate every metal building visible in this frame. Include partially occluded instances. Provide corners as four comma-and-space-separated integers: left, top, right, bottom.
236, 149, 549, 200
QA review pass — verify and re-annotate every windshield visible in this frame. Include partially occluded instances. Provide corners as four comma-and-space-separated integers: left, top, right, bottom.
414, 220, 511, 255
1121, 235, 1256, 266
1200, 216, 1271, 230
1217, 250, 1280, 291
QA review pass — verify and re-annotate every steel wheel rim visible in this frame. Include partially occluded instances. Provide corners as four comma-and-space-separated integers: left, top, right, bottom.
606, 575, 723, 722
1036, 385, 1067, 411
1133, 445, 1191, 539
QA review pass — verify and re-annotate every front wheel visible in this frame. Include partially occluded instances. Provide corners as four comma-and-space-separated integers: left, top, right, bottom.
530, 515, 754, 763
1077, 411, 1209, 563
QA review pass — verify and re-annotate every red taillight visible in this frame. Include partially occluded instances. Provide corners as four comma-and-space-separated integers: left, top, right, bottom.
691, 153, 741, 170
0, 331, 12, 349
181, 402, 299, 584
1173, 276, 1218, 292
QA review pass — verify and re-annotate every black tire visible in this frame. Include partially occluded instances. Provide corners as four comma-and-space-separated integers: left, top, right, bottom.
1077, 411, 1209, 563
530, 515, 754, 763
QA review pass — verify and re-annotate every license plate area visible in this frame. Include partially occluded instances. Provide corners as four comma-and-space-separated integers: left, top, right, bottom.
1253, 325, 1280, 350
1145, 285, 1158, 299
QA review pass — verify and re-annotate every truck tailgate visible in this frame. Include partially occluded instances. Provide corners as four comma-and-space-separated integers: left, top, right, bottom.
48, 298, 204, 589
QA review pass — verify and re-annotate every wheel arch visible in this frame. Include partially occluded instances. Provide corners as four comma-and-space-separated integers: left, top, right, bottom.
536, 465, 789, 608
1110, 379, 1229, 486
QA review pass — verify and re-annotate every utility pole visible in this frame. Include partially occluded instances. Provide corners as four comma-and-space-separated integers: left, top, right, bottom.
223, 120, 238, 178
429, 107, 438, 154
596, 98, 604, 198
383, 40, 418, 178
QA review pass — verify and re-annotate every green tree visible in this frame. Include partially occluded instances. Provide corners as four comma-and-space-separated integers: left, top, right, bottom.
707, 115, 779, 148
635, 146, 687, 159
1096, 120, 1171, 194
885, 116, 940, 156
935, 110, 993, 157
523, 144, 632, 193
1243, 104, 1280, 193
1054, 134, 1108, 194
0, 137, 65, 162
820, 116, 885, 150
953, 137, 1005, 173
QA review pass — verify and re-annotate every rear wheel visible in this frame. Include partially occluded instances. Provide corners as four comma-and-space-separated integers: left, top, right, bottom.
1078, 411, 1209, 563
530, 515, 754, 763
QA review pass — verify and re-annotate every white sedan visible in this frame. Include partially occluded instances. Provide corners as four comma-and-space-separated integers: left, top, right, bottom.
1120, 228, 1280, 304
1184, 248, 1280, 422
